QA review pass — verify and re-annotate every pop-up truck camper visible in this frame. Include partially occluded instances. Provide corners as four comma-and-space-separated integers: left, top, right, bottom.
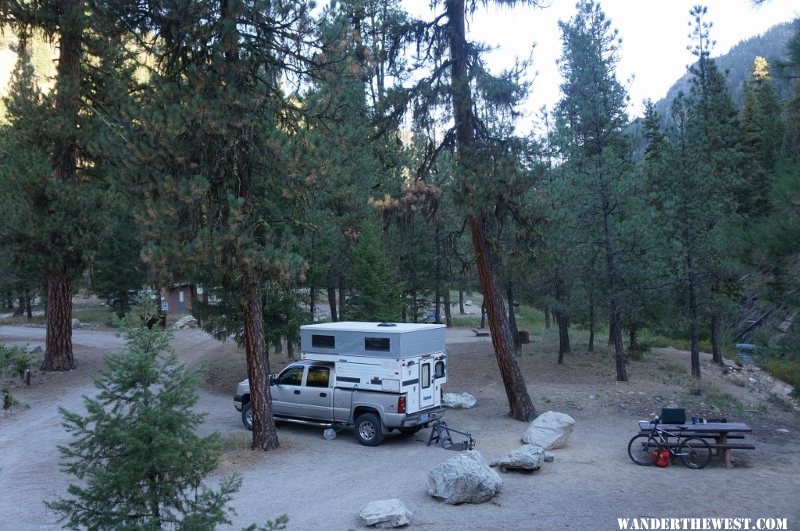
234, 322, 447, 445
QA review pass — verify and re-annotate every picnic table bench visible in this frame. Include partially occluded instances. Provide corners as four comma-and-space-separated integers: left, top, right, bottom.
638, 420, 755, 468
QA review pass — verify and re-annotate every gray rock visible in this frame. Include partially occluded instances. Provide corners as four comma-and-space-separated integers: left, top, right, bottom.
24, 345, 43, 355
522, 411, 576, 450
71, 318, 81, 330
359, 499, 412, 528
544, 451, 555, 463
495, 444, 545, 472
443, 392, 477, 409
427, 450, 502, 505
173, 315, 198, 329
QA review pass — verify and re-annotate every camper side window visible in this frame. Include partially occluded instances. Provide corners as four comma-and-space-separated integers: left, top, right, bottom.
312, 334, 335, 348
365, 337, 390, 351
434, 361, 445, 379
306, 366, 330, 388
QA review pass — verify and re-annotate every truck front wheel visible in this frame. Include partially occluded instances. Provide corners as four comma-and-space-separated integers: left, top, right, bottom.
241, 402, 253, 431
354, 413, 383, 446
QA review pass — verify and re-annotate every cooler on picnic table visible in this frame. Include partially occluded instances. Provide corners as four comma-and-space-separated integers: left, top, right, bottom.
660, 408, 686, 424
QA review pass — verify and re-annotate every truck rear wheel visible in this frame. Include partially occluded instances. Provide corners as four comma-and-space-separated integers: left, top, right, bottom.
354, 413, 383, 446
241, 402, 253, 431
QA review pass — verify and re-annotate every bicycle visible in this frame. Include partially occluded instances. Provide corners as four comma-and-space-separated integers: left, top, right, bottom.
628, 415, 712, 469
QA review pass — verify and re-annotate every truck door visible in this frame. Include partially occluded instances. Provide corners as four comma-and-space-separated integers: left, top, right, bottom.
419, 360, 435, 409
300, 365, 334, 420
270, 365, 304, 417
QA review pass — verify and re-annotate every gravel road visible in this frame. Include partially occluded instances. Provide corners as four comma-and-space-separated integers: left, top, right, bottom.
1, 324, 799, 530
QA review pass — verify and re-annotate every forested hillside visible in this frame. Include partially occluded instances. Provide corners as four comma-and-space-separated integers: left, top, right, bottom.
1, 0, 798, 451
654, 21, 796, 118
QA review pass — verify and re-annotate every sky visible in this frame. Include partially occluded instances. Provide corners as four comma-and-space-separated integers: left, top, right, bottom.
405, 0, 799, 123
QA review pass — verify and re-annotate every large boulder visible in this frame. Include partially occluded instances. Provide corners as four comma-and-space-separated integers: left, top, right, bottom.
443, 392, 477, 409
522, 411, 575, 450
427, 450, 502, 505
492, 444, 545, 472
359, 499, 412, 528
173, 315, 198, 330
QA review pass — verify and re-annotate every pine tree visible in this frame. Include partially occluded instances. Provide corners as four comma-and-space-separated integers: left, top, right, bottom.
111, 0, 315, 451
551, 0, 636, 381
738, 57, 784, 217
395, 0, 541, 421
0, 3, 130, 371
46, 305, 241, 529
647, 6, 742, 378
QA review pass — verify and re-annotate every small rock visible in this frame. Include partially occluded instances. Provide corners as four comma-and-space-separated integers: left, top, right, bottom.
359, 499, 412, 528
776, 429, 790, 434
25, 345, 43, 355
495, 444, 545, 472
544, 451, 555, 463
71, 318, 81, 329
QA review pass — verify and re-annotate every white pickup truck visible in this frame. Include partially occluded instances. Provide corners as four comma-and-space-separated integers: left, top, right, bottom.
233, 322, 447, 446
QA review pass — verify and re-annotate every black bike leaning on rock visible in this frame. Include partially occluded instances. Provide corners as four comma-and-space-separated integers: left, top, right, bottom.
628, 415, 712, 469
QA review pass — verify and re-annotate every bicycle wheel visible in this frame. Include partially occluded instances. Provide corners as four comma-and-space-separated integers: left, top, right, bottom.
628, 434, 656, 466
677, 437, 712, 469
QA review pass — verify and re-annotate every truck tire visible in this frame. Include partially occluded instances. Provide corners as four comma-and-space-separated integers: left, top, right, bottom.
241, 402, 253, 431
354, 413, 383, 446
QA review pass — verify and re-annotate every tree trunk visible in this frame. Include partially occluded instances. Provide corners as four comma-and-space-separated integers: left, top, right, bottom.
469, 217, 536, 420
555, 274, 570, 362
629, 326, 638, 351
480, 300, 486, 329
287, 338, 295, 360
506, 281, 520, 354
25, 289, 32, 319
587, 289, 595, 352
711, 314, 722, 365
242, 278, 280, 450
14, 296, 24, 316
444, 284, 452, 327
326, 283, 338, 322
459, 288, 465, 314
434, 223, 442, 323
603, 210, 627, 382
544, 304, 551, 329
40, 0, 83, 372
688, 278, 701, 378
42, 271, 74, 371
308, 284, 316, 322
338, 277, 346, 322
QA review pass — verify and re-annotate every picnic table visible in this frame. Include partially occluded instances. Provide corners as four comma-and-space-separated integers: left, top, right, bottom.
638, 420, 755, 468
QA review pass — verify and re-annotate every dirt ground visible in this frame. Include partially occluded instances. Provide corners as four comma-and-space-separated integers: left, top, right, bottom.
1, 323, 799, 531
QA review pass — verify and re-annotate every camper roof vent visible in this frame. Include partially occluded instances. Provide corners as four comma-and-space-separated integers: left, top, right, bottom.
377, 322, 397, 327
